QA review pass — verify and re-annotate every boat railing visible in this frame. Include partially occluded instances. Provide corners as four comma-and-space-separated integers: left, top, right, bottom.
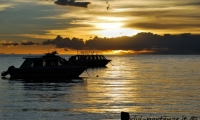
77, 50, 103, 55
23, 56, 43, 59
23, 51, 61, 59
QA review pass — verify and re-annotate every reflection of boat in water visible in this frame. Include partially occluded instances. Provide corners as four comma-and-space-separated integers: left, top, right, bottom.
68, 52, 112, 67
1, 51, 87, 79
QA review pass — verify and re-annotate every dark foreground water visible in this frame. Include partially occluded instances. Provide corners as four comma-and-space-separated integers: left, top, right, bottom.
0, 55, 199, 120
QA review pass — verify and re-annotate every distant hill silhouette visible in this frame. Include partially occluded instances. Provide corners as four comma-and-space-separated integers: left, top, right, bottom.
42, 32, 200, 54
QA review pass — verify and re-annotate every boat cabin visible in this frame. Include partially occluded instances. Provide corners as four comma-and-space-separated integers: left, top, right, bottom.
20, 53, 71, 68
68, 54, 111, 67
69, 55, 107, 61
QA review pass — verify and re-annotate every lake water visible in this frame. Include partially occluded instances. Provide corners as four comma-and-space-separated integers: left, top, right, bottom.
0, 55, 199, 120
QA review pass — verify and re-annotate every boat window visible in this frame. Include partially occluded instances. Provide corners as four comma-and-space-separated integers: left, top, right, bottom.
79, 56, 84, 60
20, 59, 29, 68
45, 59, 51, 66
86, 56, 88, 60
87, 56, 90, 60
51, 59, 58, 66
58, 59, 64, 65
41, 59, 60, 66
32, 59, 43, 67
83, 56, 86, 60
92, 56, 95, 60
76, 56, 79, 60
100, 55, 106, 60
43, 60, 45, 66
69, 56, 76, 61
96, 55, 100, 60
58, 58, 71, 65
76, 56, 78, 60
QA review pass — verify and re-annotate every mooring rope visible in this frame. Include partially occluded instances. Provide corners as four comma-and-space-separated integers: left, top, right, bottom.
85, 69, 90, 76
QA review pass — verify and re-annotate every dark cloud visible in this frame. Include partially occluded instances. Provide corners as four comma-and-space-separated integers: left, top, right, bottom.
86, 8, 174, 19
21, 41, 40, 45
86, 6, 199, 20
179, 2, 200, 6
42, 35, 84, 49
125, 22, 200, 30
84, 33, 200, 54
1, 42, 19, 47
54, 0, 91, 8
42, 33, 200, 54
1, 40, 39, 46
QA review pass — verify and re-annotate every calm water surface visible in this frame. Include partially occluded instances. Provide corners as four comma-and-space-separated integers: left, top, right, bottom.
0, 55, 199, 120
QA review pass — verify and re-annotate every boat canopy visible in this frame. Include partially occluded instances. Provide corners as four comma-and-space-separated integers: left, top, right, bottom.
69, 55, 107, 61
20, 53, 71, 68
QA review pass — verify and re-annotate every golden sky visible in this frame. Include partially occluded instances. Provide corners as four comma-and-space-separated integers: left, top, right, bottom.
0, 0, 200, 54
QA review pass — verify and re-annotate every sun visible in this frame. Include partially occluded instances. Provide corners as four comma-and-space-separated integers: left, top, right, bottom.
89, 16, 140, 38
92, 22, 139, 38
95, 22, 123, 29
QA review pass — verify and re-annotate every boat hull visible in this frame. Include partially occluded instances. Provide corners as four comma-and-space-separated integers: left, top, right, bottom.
10, 66, 86, 79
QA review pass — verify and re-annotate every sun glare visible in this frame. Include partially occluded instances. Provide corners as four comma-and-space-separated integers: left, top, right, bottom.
96, 22, 123, 29
93, 27, 139, 38
92, 19, 139, 38
90, 16, 140, 38
113, 50, 123, 54
112, 50, 134, 54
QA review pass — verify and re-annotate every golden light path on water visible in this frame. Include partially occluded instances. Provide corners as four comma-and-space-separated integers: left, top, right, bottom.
64, 56, 143, 114
62, 55, 200, 117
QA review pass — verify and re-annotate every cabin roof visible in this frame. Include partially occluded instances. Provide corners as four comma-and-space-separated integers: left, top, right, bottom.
23, 54, 62, 59
73, 55, 104, 56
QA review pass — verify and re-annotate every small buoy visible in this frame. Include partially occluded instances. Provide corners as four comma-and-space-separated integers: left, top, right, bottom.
96, 75, 99, 77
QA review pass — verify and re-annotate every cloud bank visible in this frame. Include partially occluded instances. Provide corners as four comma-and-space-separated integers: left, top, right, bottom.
21, 40, 39, 45
42, 32, 200, 54
42, 35, 84, 48
1, 40, 39, 47
0, 40, 19, 47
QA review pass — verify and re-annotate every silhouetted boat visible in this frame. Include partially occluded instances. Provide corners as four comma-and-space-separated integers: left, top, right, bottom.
68, 52, 111, 67
1, 51, 87, 79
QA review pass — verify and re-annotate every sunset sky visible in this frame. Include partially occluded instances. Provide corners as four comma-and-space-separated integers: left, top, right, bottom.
0, 0, 200, 54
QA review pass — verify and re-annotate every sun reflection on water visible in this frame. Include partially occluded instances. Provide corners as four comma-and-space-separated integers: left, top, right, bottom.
67, 57, 144, 114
